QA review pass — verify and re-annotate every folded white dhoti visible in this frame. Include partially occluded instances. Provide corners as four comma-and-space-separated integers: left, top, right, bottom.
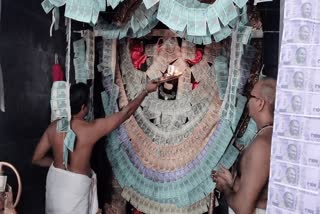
45, 165, 98, 214
228, 207, 266, 214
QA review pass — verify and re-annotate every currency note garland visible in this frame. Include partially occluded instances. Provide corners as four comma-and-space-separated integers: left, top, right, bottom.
41, 0, 121, 24
42, 0, 249, 45
99, 30, 258, 212
155, 0, 249, 44
94, 3, 159, 40
267, 0, 320, 213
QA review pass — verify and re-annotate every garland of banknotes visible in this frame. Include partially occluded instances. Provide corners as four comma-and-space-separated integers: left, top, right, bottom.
50, 80, 75, 165
94, 3, 159, 39
220, 24, 252, 123
41, 0, 125, 24
95, 0, 249, 44
42, 0, 249, 44
73, 39, 87, 83
267, 1, 320, 213
154, 0, 249, 44
98, 30, 257, 212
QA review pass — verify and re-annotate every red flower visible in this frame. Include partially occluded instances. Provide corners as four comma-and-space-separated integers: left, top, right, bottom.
131, 43, 147, 70
192, 81, 200, 90
186, 48, 203, 65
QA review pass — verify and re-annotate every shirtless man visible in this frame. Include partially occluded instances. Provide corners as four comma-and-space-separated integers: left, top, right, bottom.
213, 78, 276, 214
32, 81, 158, 213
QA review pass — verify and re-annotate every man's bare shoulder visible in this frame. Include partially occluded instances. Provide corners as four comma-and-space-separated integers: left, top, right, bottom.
245, 133, 272, 160
253, 133, 271, 147
71, 119, 92, 132
46, 120, 67, 139
71, 119, 99, 143
47, 120, 58, 132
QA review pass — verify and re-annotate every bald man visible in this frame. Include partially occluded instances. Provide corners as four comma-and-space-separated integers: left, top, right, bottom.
213, 78, 276, 214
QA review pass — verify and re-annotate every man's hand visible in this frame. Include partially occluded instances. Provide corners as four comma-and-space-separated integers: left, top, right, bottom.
212, 165, 233, 192
145, 81, 159, 93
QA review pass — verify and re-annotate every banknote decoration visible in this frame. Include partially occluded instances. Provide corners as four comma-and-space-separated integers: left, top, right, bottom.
270, 161, 320, 193
43, 0, 251, 45
267, 0, 320, 213
275, 90, 320, 116
84, 30, 95, 80
268, 184, 320, 213
100, 32, 256, 212
42, 0, 257, 212
272, 137, 320, 167
282, 20, 320, 44
280, 44, 320, 67
50, 81, 71, 122
41, 0, 113, 24
278, 67, 320, 92
94, 3, 159, 40
284, 0, 320, 21
156, 0, 249, 44
73, 39, 87, 83
41, 0, 54, 14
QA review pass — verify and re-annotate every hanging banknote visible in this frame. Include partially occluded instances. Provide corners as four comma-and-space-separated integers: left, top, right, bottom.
50, 81, 70, 121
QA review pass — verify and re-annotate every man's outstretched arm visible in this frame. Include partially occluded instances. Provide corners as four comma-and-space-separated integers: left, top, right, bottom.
87, 81, 158, 142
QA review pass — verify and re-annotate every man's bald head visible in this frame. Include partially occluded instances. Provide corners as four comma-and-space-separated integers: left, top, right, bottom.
255, 78, 277, 115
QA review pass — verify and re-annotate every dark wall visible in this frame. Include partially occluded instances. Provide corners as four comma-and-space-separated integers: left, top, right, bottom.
0, 0, 65, 213
258, 0, 280, 79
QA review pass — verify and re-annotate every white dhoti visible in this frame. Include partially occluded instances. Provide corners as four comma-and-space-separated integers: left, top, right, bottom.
228, 207, 266, 214
45, 165, 98, 214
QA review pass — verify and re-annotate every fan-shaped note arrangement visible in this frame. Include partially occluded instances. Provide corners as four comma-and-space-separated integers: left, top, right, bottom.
99, 26, 256, 212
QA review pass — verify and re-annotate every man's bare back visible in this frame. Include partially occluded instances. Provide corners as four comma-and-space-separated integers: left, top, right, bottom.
46, 119, 96, 176
32, 81, 159, 177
